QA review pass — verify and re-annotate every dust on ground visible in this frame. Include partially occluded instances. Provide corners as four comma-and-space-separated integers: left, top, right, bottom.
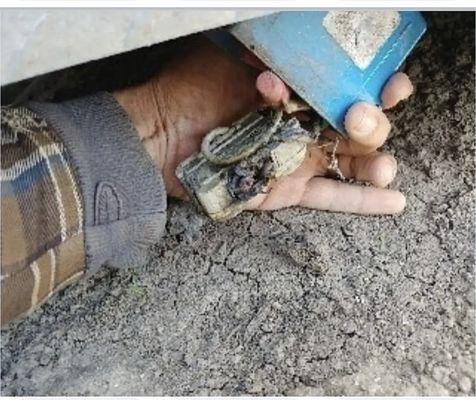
1, 12, 474, 396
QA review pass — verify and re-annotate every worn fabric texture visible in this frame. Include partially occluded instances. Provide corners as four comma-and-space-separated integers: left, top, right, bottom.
28, 93, 167, 275
1, 106, 85, 324
1, 94, 168, 325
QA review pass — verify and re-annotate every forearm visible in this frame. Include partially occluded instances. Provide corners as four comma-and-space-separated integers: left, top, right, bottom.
1, 106, 86, 324
1, 93, 167, 326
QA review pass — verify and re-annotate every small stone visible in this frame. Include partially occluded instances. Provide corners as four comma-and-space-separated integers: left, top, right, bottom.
459, 376, 472, 394
401, 385, 420, 396
465, 287, 475, 306
341, 225, 355, 237
38, 348, 53, 366
431, 366, 449, 384
342, 320, 357, 334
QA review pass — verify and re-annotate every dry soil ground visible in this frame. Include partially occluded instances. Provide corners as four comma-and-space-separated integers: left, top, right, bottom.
1, 11, 475, 396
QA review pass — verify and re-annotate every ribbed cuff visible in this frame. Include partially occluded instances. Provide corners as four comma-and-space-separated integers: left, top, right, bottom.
29, 92, 167, 274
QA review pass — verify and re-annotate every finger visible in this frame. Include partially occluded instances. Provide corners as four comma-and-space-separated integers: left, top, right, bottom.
307, 144, 398, 187
256, 70, 292, 107
244, 152, 320, 211
300, 177, 406, 215
319, 129, 374, 156
381, 72, 413, 110
344, 102, 391, 149
337, 152, 398, 188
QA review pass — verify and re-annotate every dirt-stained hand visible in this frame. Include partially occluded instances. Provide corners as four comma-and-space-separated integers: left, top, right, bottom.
247, 70, 412, 214
114, 37, 412, 215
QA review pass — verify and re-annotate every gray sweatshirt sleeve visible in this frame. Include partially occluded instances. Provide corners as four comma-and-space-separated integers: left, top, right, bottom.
28, 92, 167, 275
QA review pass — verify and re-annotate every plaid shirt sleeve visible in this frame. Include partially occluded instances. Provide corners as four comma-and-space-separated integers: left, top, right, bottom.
1, 106, 86, 325
1, 93, 167, 327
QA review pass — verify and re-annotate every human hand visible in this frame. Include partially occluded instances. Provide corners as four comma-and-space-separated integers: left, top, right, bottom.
114, 37, 412, 215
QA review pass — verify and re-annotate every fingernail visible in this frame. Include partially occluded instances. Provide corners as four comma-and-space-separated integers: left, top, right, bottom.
355, 109, 379, 135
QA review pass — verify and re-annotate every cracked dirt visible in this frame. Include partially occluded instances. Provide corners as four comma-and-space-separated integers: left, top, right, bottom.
1, 12, 475, 396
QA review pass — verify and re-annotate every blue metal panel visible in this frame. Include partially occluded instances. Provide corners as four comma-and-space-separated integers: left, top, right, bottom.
230, 12, 426, 134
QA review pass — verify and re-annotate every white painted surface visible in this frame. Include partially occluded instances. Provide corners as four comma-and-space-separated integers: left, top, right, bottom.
323, 11, 400, 70
1, 9, 273, 85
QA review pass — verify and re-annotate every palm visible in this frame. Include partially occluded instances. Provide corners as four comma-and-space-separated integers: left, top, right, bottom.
117, 37, 412, 215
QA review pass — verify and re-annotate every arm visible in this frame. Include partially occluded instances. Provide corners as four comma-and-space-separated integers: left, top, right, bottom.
1, 94, 167, 326
1, 36, 412, 326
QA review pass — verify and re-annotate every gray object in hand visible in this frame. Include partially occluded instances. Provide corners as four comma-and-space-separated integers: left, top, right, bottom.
176, 110, 322, 221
